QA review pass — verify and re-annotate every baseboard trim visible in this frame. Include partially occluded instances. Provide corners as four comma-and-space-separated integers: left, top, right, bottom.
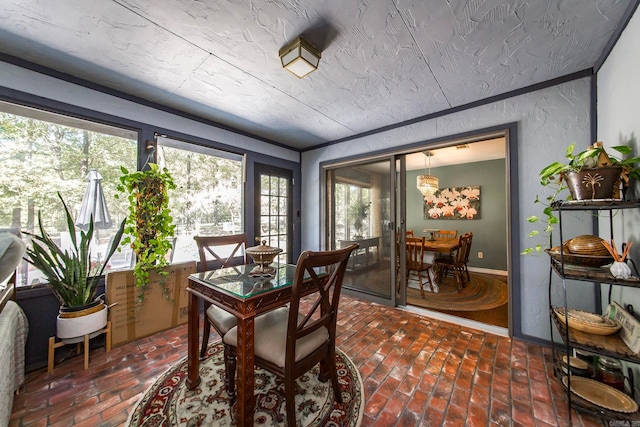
400, 304, 510, 337
468, 267, 507, 276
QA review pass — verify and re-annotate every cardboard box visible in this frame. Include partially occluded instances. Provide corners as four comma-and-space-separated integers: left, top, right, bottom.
106, 261, 196, 347
607, 301, 640, 354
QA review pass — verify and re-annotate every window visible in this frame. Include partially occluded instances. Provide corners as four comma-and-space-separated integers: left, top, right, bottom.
0, 101, 137, 286
335, 181, 371, 246
155, 136, 244, 263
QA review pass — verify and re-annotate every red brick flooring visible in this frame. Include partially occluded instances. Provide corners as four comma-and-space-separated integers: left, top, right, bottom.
10, 295, 604, 426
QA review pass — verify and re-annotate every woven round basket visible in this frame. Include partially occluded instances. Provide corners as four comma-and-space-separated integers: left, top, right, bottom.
554, 307, 621, 335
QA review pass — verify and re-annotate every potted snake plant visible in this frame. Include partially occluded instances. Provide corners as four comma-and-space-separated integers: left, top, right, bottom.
23, 192, 125, 341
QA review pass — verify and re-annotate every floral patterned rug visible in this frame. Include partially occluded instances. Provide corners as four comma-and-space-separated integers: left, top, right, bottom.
127, 341, 363, 426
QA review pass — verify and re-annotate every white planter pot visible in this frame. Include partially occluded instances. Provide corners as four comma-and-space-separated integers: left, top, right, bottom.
56, 303, 108, 344
610, 261, 632, 279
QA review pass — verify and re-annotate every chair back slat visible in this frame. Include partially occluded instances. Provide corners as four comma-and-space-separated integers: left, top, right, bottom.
455, 233, 472, 264
194, 234, 249, 272
434, 229, 457, 239
405, 236, 425, 268
463, 232, 473, 263
287, 243, 359, 354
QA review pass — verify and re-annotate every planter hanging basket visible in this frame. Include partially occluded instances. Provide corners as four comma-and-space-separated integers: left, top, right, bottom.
563, 166, 622, 200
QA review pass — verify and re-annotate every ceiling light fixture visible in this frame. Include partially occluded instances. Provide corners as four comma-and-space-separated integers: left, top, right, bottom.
279, 36, 321, 78
417, 151, 439, 197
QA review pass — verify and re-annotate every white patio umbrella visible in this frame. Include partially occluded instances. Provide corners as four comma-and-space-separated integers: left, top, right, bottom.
76, 169, 112, 234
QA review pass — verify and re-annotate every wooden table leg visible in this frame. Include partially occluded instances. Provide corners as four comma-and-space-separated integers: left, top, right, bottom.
186, 290, 201, 389
235, 316, 255, 427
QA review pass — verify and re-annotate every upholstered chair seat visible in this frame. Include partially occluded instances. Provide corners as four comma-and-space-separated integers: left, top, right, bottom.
205, 305, 237, 337
224, 307, 329, 367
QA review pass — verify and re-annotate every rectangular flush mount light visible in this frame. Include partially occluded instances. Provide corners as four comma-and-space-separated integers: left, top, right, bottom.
279, 36, 321, 78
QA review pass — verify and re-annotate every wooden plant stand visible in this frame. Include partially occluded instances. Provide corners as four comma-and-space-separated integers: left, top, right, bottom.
47, 321, 111, 374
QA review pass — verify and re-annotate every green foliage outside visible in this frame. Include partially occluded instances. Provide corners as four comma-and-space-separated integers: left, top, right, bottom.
0, 112, 135, 234
157, 145, 242, 236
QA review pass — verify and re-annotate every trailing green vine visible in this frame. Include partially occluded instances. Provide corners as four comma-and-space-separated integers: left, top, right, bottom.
116, 163, 176, 300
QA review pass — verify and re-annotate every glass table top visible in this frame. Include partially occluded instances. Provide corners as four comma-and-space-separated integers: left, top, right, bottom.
190, 263, 300, 299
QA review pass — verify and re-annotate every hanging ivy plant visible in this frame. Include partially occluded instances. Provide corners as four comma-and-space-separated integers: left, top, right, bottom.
116, 163, 176, 298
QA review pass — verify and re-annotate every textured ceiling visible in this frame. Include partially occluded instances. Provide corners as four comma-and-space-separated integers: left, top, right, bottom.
0, 0, 633, 150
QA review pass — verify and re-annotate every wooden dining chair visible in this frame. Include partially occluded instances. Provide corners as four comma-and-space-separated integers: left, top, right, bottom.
405, 230, 414, 237
434, 229, 457, 239
193, 234, 249, 387
461, 232, 473, 281
406, 236, 433, 297
434, 232, 472, 292
432, 230, 458, 261
223, 243, 359, 426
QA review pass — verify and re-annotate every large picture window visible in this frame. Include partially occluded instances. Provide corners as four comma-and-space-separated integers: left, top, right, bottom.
0, 101, 137, 287
0, 104, 246, 288
156, 136, 244, 263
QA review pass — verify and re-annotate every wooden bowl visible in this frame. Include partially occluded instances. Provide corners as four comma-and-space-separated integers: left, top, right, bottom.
546, 246, 613, 268
566, 235, 610, 256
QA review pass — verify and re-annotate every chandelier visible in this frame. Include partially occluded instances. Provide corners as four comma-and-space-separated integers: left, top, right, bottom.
416, 151, 439, 197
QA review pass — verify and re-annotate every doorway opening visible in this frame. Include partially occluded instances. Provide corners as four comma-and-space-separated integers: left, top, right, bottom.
402, 137, 508, 329
322, 124, 517, 335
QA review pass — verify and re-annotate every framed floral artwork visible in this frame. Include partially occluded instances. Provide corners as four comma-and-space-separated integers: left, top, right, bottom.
423, 186, 480, 220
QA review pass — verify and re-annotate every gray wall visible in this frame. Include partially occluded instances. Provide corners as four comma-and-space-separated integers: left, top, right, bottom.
302, 77, 596, 342
406, 159, 507, 271
598, 11, 640, 319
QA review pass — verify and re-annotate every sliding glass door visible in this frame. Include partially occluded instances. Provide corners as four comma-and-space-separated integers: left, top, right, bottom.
325, 158, 396, 305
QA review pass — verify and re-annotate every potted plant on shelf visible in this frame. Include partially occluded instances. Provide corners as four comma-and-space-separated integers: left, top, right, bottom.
523, 142, 640, 255
349, 198, 370, 240
23, 192, 125, 341
116, 163, 176, 300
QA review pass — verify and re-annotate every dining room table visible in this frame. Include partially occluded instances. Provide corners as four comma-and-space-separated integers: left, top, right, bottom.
186, 263, 324, 427
420, 236, 460, 253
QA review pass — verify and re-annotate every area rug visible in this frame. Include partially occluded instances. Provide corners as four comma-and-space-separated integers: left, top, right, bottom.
127, 341, 363, 426
406, 272, 508, 312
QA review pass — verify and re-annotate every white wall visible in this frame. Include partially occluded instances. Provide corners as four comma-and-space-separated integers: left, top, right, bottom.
0, 61, 300, 163
597, 11, 640, 310
301, 78, 597, 341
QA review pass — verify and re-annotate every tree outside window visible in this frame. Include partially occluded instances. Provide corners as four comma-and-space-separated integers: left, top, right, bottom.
155, 139, 243, 263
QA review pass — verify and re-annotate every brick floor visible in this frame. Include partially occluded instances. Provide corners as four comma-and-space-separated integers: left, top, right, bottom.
9, 295, 605, 426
